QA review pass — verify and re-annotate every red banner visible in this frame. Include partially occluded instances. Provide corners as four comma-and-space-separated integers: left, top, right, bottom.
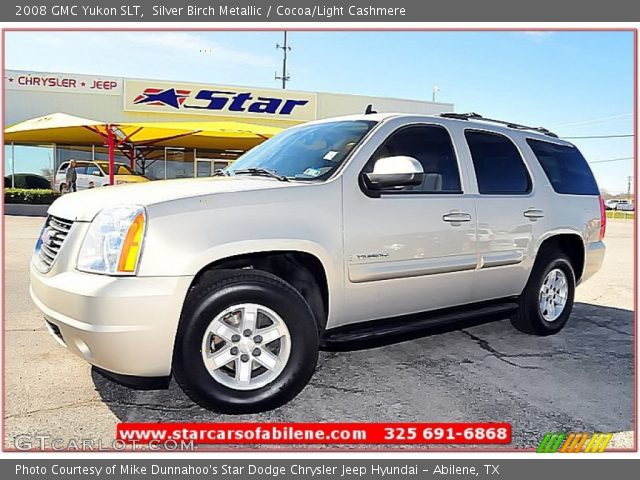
117, 422, 511, 445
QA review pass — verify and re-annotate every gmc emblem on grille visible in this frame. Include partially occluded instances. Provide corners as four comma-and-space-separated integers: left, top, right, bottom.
41, 227, 54, 246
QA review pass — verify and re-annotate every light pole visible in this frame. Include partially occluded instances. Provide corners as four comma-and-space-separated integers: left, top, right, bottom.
432, 86, 440, 102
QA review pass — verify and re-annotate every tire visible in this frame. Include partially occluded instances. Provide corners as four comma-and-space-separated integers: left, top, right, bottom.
59, 183, 66, 193
510, 250, 575, 336
173, 269, 319, 413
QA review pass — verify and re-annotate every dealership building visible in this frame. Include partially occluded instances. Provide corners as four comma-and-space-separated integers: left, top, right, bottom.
4, 69, 453, 183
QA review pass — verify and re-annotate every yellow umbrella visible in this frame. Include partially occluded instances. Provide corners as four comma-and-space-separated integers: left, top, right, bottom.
4, 112, 110, 144
5, 114, 282, 147
115, 121, 282, 150
5, 113, 284, 184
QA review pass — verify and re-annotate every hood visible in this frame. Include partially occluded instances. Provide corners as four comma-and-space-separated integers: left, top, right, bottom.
48, 176, 297, 221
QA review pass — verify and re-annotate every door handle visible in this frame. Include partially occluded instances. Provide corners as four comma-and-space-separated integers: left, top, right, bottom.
523, 209, 545, 220
443, 212, 472, 223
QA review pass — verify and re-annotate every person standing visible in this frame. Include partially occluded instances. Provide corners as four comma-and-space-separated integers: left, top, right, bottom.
65, 159, 78, 193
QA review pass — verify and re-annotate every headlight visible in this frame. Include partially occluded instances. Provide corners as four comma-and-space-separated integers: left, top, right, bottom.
77, 205, 146, 275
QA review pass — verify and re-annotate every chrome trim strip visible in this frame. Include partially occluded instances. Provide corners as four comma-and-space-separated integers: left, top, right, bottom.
480, 250, 524, 269
349, 254, 477, 283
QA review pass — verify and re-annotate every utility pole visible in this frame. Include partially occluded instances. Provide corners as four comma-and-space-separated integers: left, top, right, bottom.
432, 86, 440, 102
627, 175, 633, 202
275, 31, 291, 89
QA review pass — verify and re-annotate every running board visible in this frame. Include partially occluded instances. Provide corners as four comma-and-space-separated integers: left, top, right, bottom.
320, 299, 519, 350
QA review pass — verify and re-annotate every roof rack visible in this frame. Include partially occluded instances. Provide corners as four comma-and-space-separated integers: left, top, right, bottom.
439, 112, 558, 138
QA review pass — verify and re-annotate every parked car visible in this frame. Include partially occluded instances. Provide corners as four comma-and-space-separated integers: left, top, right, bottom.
31, 113, 606, 413
52, 161, 149, 192
5, 173, 51, 190
615, 200, 634, 211
604, 199, 620, 210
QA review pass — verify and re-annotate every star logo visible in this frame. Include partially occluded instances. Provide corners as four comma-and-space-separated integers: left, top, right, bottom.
133, 88, 191, 109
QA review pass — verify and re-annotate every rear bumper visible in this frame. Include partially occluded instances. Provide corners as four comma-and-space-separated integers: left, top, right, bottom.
581, 240, 606, 284
30, 264, 193, 377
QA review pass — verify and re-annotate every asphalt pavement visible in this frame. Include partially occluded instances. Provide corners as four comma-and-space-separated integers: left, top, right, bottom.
3, 216, 635, 450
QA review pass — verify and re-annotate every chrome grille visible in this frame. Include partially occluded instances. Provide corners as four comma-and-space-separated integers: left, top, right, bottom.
36, 215, 73, 271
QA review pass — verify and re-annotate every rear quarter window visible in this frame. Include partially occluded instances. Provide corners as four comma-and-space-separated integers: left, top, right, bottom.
526, 139, 600, 195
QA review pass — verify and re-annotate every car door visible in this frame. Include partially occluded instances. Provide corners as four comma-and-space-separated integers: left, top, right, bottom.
74, 162, 90, 190
461, 129, 546, 302
85, 163, 104, 188
341, 122, 478, 326
54, 162, 68, 191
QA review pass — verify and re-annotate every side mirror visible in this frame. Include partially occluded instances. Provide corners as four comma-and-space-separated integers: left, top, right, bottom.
364, 156, 424, 190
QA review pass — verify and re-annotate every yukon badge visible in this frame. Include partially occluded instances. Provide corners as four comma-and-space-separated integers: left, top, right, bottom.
353, 252, 389, 261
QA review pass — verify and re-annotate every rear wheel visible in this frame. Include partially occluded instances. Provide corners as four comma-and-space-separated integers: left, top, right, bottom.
59, 183, 67, 193
510, 251, 575, 336
173, 269, 319, 413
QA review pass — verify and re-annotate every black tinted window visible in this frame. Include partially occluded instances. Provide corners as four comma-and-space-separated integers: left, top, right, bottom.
527, 139, 599, 195
465, 131, 531, 194
370, 125, 461, 192
86, 165, 101, 176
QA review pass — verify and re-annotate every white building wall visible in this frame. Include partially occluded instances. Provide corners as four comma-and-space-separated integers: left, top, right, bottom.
316, 92, 452, 118
5, 70, 453, 127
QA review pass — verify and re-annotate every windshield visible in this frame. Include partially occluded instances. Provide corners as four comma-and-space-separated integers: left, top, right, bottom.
97, 162, 135, 175
226, 120, 377, 180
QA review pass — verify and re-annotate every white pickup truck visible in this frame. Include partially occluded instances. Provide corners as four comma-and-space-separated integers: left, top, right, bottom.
30, 113, 605, 413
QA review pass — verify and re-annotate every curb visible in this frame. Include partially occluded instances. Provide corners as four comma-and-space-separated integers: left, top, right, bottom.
4, 204, 49, 217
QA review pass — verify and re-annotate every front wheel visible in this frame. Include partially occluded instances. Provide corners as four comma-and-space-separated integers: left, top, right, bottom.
173, 269, 319, 413
510, 251, 576, 336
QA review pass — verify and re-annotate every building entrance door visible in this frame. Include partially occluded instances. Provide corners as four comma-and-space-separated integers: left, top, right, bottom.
195, 158, 232, 178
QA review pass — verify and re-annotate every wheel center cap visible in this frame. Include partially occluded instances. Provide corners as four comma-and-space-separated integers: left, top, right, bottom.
238, 337, 254, 354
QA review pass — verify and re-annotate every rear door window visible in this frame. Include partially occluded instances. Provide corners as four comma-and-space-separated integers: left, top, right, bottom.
465, 130, 531, 195
526, 139, 600, 195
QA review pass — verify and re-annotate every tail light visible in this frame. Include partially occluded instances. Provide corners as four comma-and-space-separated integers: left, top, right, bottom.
599, 196, 607, 240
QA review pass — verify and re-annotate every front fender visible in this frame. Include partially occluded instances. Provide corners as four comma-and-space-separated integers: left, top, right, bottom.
186, 238, 339, 288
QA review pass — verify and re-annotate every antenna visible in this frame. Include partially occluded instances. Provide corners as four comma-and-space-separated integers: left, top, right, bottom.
275, 31, 291, 89
365, 104, 377, 115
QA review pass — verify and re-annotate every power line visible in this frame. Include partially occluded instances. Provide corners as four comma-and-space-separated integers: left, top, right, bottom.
564, 134, 633, 139
589, 156, 634, 164
552, 113, 633, 129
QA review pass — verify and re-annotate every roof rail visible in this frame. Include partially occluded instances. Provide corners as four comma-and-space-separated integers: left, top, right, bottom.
440, 112, 558, 138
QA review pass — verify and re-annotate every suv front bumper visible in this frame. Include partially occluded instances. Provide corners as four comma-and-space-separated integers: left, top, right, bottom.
30, 265, 193, 377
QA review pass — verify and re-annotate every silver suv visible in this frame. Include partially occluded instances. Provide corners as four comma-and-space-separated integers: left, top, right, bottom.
30, 113, 606, 413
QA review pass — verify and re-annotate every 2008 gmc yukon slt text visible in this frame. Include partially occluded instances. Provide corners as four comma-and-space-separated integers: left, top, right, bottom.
30, 113, 606, 413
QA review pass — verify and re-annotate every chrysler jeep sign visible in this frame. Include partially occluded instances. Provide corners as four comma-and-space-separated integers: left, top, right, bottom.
124, 80, 317, 121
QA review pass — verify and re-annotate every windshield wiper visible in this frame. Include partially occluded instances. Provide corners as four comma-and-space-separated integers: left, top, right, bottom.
233, 168, 289, 182
212, 169, 230, 177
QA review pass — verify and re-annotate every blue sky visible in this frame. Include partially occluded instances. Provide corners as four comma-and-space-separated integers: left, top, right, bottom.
5, 30, 635, 193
